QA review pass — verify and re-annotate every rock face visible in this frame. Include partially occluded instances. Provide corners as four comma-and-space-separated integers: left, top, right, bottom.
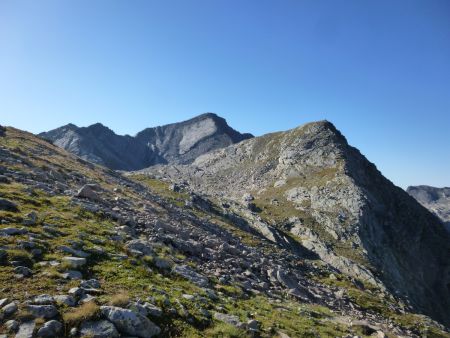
407, 185, 450, 232
39, 113, 252, 170
140, 121, 450, 325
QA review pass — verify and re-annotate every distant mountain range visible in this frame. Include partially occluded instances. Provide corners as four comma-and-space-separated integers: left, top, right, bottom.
407, 185, 450, 232
39, 113, 253, 171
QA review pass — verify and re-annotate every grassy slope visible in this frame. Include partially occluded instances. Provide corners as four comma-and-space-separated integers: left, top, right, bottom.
0, 127, 448, 337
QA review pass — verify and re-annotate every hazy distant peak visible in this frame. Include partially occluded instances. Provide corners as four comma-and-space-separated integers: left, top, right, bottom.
39, 113, 253, 170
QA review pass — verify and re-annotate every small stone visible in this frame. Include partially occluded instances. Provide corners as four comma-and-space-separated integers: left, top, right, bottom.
172, 265, 209, 287
37, 320, 63, 337
247, 319, 260, 331
23, 211, 38, 226
15, 321, 35, 338
2, 301, 18, 316
153, 257, 173, 269
100, 306, 161, 338
0, 227, 27, 236
63, 256, 87, 268
5, 319, 19, 332
0, 298, 9, 307
54, 295, 77, 307
80, 319, 120, 338
62, 270, 83, 280
0, 198, 18, 212
242, 193, 254, 202
79, 294, 97, 304
59, 245, 90, 258
14, 266, 33, 277
182, 294, 195, 300
76, 184, 101, 201
203, 289, 219, 300
213, 312, 244, 328
80, 279, 101, 289
69, 287, 85, 298
29, 294, 54, 305
26, 304, 59, 319
143, 303, 162, 318
124, 240, 154, 256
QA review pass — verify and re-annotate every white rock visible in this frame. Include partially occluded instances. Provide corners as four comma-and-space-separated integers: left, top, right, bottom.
37, 320, 63, 337
15, 321, 35, 338
79, 320, 119, 338
100, 306, 160, 338
63, 256, 87, 268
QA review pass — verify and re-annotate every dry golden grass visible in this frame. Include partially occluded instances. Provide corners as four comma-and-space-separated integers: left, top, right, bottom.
108, 291, 130, 307
63, 301, 100, 326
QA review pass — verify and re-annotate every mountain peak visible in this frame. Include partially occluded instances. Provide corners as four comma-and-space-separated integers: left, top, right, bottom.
40, 113, 253, 170
192, 112, 220, 120
139, 121, 450, 326
407, 185, 450, 233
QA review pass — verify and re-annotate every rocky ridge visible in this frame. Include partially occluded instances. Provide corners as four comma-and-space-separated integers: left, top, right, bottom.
0, 124, 448, 337
39, 113, 253, 171
138, 121, 450, 328
407, 185, 450, 232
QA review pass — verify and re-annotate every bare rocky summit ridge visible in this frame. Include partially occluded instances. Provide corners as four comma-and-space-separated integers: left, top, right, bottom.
407, 185, 450, 232
138, 120, 450, 327
39, 113, 253, 171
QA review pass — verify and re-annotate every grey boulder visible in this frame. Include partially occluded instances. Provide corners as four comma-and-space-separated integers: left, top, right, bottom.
2, 302, 18, 316
15, 321, 35, 338
0, 198, 18, 212
172, 264, 209, 287
37, 320, 63, 337
76, 184, 101, 201
26, 304, 58, 319
100, 306, 160, 338
79, 319, 120, 338
62, 256, 87, 268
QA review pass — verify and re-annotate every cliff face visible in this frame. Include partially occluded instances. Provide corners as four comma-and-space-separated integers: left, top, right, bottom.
407, 185, 450, 232
39, 113, 253, 171
139, 121, 450, 326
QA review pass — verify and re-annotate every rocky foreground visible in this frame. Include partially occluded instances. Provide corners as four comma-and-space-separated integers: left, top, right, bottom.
0, 125, 449, 337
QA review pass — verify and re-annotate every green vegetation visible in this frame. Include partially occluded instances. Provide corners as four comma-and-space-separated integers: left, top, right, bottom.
203, 322, 250, 338
131, 174, 190, 207
1, 126, 449, 337
63, 301, 101, 326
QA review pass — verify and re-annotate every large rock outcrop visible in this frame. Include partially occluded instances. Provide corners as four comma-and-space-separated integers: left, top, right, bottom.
39, 113, 252, 170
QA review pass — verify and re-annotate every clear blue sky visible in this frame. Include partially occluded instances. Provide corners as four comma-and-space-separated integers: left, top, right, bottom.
1, 0, 449, 189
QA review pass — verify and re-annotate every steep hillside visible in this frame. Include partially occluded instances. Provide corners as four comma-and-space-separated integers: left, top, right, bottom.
39, 113, 253, 171
139, 121, 450, 328
407, 185, 450, 232
0, 124, 448, 337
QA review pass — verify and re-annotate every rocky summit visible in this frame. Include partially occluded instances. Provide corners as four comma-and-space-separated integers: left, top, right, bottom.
0, 120, 449, 338
39, 113, 253, 171
407, 185, 450, 233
